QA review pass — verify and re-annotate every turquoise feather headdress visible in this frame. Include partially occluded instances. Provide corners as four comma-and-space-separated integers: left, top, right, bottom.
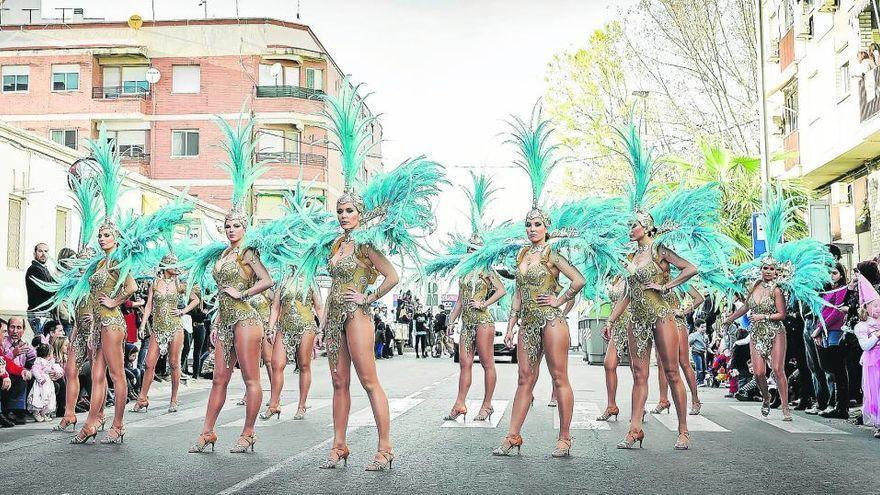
68, 172, 101, 256
216, 115, 269, 225
87, 125, 125, 234
464, 171, 497, 243
506, 101, 564, 227
615, 120, 658, 229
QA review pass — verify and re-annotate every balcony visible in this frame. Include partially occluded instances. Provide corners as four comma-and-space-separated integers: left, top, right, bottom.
92, 86, 151, 100
118, 146, 150, 161
257, 151, 327, 167
255, 85, 324, 99
860, 67, 880, 123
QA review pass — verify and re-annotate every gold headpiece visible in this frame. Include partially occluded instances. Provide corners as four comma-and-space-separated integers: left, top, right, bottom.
525, 203, 552, 228
634, 208, 655, 232
77, 246, 96, 259
336, 188, 366, 215
224, 203, 249, 226
161, 252, 179, 267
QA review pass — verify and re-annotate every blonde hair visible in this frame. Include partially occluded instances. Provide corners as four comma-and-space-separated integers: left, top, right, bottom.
50, 335, 69, 363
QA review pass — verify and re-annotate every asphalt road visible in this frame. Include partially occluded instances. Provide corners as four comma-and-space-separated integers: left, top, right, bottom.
1, 351, 876, 495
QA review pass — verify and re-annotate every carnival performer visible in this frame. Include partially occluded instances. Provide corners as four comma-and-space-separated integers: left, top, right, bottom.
183, 117, 293, 454
597, 277, 627, 421
131, 251, 200, 414
650, 286, 704, 416
602, 122, 737, 451
721, 185, 833, 421
235, 290, 273, 407
427, 172, 506, 423
457, 103, 629, 457
853, 273, 880, 439
283, 82, 446, 470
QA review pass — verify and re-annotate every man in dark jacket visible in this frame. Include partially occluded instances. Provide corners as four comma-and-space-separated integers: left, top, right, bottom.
24, 243, 54, 333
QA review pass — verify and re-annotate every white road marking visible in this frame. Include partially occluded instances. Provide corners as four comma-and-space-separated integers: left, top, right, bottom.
652, 412, 730, 432
128, 403, 240, 428
553, 401, 611, 430
441, 400, 508, 428
220, 399, 332, 428
342, 397, 425, 427
730, 405, 849, 434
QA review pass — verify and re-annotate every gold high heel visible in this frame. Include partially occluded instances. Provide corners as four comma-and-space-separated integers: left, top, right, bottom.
130, 398, 149, 413
97, 415, 106, 431
319, 445, 350, 469
548, 399, 557, 408
551, 438, 572, 458
492, 434, 523, 456
596, 406, 620, 421
442, 405, 467, 421
236, 397, 247, 406
651, 400, 671, 414
761, 399, 771, 417
616, 430, 645, 449
188, 431, 217, 453
365, 450, 395, 471
688, 401, 702, 416
259, 405, 281, 420
293, 406, 307, 420
674, 431, 690, 450
52, 415, 78, 432
782, 407, 792, 422
168, 401, 179, 413
70, 424, 98, 445
100, 425, 126, 444
474, 405, 494, 422
230, 434, 256, 453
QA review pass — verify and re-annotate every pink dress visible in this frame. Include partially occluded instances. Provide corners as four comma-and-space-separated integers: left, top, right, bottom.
27, 357, 62, 414
855, 319, 880, 427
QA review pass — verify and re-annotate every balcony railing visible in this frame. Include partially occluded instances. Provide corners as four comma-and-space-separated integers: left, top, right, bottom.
92, 86, 151, 100
255, 85, 325, 99
860, 67, 880, 123
117, 146, 150, 161
257, 151, 327, 167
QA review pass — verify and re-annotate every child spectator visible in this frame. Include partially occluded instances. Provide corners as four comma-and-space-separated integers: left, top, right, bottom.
27, 343, 63, 422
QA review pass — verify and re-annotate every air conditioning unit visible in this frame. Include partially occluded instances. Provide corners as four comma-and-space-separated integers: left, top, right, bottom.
830, 182, 851, 206
769, 38, 780, 63
818, 0, 838, 13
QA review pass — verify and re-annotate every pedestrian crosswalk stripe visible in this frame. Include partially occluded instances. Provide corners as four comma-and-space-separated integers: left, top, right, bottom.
651, 411, 730, 432
553, 401, 611, 430
220, 399, 332, 428
342, 397, 424, 427
729, 405, 849, 434
441, 400, 508, 428
128, 403, 238, 428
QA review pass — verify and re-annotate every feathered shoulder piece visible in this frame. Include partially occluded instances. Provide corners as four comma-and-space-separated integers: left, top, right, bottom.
734, 184, 833, 315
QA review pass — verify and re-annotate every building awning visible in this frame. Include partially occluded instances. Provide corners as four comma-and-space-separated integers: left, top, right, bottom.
92, 46, 149, 65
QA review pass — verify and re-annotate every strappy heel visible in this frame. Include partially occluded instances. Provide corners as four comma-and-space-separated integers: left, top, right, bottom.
492, 434, 523, 456
474, 405, 494, 422
596, 406, 620, 421
616, 430, 645, 449
168, 401, 179, 413
188, 431, 217, 453
782, 407, 792, 422
236, 397, 247, 406
293, 406, 307, 420
651, 400, 671, 414
551, 438, 572, 458
761, 399, 771, 417
365, 450, 395, 471
548, 399, 557, 408
70, 424, 98, 445
260, 405, 282, 420
130, 398, 149, 413
319, 445, 350, 469
688, 401, 702, 415
100, 425, 126, 444
230, 434, 256, 453
53, 415, 77, 432
674, 431, 690, 450
97, 415, 106, 431
442, 405, 467, 421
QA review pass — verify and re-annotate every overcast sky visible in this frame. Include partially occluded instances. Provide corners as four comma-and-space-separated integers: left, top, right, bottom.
41, 0, 627, 237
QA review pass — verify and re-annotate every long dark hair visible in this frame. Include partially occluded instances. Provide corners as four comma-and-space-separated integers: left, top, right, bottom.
857, 260, 880, 286
831, 262, 847, 288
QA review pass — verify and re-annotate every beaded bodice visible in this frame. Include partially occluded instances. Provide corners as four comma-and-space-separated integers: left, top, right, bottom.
460, 273, 493, 327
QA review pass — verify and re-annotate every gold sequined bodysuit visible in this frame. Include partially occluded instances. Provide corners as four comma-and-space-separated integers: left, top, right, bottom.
515, 247, 564, 366
212, 250, 262, 367
88, 259, 131, 352
72, 297, 93, 368
278, 281, 317, 359
458, 272, 495, 356
248, 292, 273, 339
326, 240, 378, 370
625, 256, 674, 358
608, 284, 630, 359
150, 278, 185, 356
748, 283, 784, 358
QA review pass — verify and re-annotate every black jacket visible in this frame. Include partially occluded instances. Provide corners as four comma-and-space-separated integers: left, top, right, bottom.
25, 260, 54, 311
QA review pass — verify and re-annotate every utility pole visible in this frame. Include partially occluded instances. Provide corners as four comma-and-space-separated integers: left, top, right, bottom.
151, 0, 156, 21
198, 0, 208, 19
755, 0, 771, 201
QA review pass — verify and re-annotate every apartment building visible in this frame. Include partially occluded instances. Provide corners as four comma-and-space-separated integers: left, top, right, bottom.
0, 17, 383, 222
762, 0, 880, 264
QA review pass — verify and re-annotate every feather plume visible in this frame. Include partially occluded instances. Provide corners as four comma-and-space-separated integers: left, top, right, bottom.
614, 121, 656, 212
69, 173, 101, 249
320, 81, 380, 192
215, 116, 270, 209
86, 124, 125, 221
464, 171, 497, 235
505, 101, 565, 209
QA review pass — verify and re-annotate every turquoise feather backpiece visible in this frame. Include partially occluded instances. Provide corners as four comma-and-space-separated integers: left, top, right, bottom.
215, 116, 270, 213
69, 173, 101, 250
615, 121, 656, 213
505, 101, 564, 210
320, 81, 380, 193
87, 125, 125, 225
465, 171, 497, 236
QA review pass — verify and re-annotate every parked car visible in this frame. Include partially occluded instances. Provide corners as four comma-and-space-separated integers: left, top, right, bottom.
451, 324, 517, 363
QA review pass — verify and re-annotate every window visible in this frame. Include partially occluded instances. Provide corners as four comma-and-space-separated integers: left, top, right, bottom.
122, 66, 149, 93
838, 62, 850, 100
259, 129, 285, 155
172, 130, 199, 157
2, 65, 29, 92
783, 0, 795, 31
7, 197, 23, 269
259, 64, 280, 86
284, 66, 300, 86
783, 83, 798, 135
107, 130, 148, 158
52, 64, 79, 91
305, 68, 323, 91
172, 65, 200, 94
50, 129, 78, 149
55, 208, 69, 255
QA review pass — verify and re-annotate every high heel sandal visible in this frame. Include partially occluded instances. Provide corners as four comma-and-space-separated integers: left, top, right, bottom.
168, 401, 179, 413
319, 445, 350, 469
100, 425, 126, 444
70, 424, 98, 445
188, 431, 218, 453
651, 400, 671, 414
442, 405, 467, 421
596, 406, 620, 422
688, 401, 702, 416
551, 438, 572, 458
130, 398, 149, 413
97, 415, 106, 432
548, 399, 557, 408
474, 405, 494, 422
52, 415, 77, 432
616, 430, 645, 449
365, 450, 395, 471
492, 434, 523, 456
235, 397, 247, 406
782, 407, 793, 422
293, 406, 307, 420
760, 400, 771, 417
230, 434, 256, 453
259, 405, 282, 420
674, 431, 690, 450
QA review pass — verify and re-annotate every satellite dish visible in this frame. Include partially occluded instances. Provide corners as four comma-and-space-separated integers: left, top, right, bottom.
128, 14, 144, 29
270, 63, 283, 79
145, 67, 161, 84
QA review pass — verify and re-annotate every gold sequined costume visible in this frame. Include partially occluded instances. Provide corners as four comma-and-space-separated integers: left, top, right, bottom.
458, 272, 495, 355
149, 278, 185, 356
325, 239, 377, 370
88, 259, 132, 352
748, 283, 784, 358
72, 297, 93, 368
212, 250, 263, 367
625, 256, 675, 358
515, 246, 564, 366
277, 281, 317, 359
248, 292, 272, 339
607, 285, 630, 359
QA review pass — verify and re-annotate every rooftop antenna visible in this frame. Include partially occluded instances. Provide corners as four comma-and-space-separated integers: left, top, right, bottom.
0, 8, 9, 25
55, 7, 74, 24
198, 0, 208, 19
151, 0, 156, 21
22, 8, 39, 23
296, 0, 301, 20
